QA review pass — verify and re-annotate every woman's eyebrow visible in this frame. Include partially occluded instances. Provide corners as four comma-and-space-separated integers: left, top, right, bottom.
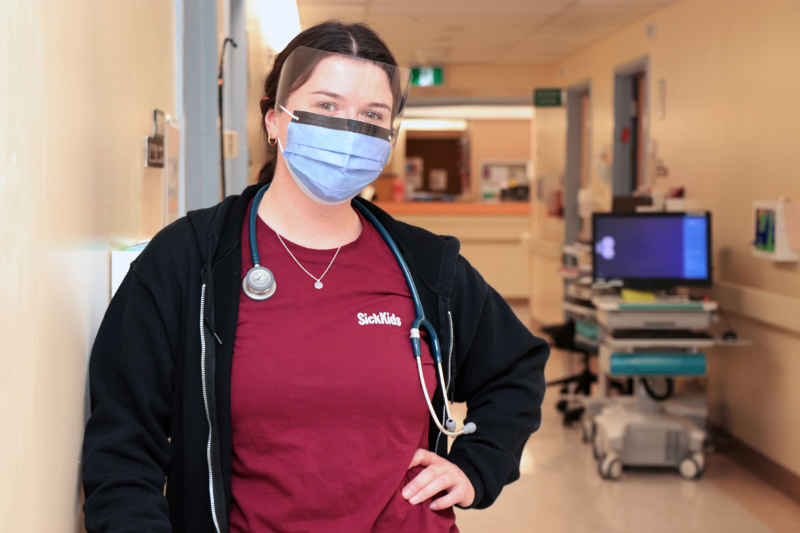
311, 90, 343, 99
311, 90, 391, 111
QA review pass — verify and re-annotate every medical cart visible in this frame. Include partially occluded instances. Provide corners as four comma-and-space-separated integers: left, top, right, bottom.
589, 295, 717, 480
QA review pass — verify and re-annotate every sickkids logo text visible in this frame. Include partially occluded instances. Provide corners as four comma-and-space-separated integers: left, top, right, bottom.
357, 312, 402, 326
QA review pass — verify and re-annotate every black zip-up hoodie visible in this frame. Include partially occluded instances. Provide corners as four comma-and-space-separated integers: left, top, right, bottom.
82, 184, 549, 533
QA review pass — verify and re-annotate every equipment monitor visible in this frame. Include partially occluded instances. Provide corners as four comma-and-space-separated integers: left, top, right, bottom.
592, 212, 712, 289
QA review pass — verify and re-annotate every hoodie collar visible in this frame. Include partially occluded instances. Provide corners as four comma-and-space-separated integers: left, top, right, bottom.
187, 184, 461, 297
186, 184, 261, 271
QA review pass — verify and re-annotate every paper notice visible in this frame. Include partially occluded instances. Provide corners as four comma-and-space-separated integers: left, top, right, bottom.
429, 169, 448, 191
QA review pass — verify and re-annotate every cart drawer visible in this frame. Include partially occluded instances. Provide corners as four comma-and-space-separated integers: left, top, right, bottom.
609, 353, 707, 376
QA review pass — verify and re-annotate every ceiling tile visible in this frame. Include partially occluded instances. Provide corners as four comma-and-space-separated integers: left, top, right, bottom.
295, 0, 679, 65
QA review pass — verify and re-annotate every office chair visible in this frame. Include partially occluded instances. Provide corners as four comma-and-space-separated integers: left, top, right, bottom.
542, 320, 631, 426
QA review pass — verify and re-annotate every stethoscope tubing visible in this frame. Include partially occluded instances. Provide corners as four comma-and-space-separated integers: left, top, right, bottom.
353, 201, 473, 437
249, 185, 269, 267
248, 184, 474, 437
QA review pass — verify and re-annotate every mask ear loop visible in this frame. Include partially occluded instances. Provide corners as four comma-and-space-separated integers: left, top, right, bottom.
267, 106, 296, 151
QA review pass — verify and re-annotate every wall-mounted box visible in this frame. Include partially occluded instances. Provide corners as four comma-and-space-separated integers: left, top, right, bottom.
752, 199, 799, 262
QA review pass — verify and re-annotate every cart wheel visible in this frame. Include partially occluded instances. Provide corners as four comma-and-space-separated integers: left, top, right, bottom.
599, 455, 622, 481
679, 457, 701, 480
592, 433, 602, 461
692, 453, 706, 478
598, 458, 607, 479
642, 377, 674, 401
556, 399, 568, 413
582, 420, 592, 443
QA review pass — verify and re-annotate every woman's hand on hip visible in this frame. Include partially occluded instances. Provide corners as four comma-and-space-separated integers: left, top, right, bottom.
401, 448, 475, 510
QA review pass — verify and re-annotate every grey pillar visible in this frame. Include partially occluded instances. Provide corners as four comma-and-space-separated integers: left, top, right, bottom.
183, 0, 221, 210
223, 0, 250, 196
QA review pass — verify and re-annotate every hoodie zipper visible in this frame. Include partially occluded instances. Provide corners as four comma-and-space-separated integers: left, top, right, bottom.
200, 283, 222, 533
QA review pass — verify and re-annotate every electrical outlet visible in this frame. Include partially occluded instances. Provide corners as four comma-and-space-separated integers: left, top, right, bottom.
223, 130, 238, 159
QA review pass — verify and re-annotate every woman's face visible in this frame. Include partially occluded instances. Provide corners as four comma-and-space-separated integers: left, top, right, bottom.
265, 54, 394, 146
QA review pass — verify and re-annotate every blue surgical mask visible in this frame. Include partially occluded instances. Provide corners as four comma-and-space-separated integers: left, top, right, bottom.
277, 106, 393, 205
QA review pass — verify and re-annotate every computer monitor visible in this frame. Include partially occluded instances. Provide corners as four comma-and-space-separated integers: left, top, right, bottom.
592, 212, 712, 289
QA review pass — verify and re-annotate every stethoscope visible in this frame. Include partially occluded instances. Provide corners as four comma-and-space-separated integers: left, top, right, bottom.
242, 184, 476, 437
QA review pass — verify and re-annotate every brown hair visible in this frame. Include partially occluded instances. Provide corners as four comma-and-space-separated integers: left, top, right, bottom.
257, 21, 403, 184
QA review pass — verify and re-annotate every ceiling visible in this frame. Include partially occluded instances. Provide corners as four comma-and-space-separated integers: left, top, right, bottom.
296, 0, 676, 65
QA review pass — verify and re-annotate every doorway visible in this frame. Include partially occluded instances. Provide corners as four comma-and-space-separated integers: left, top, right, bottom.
564, 81, 591, 244
612, 57, 649, 196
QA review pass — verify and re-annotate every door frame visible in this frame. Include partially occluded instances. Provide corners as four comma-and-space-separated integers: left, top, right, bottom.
612, 56, 650, 196
564, 79, 591, 244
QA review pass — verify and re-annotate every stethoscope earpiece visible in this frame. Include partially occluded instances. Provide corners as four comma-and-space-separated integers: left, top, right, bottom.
242, 265, 277, 301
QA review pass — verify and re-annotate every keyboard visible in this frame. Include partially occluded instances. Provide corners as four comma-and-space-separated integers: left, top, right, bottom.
610, 329, 712, 340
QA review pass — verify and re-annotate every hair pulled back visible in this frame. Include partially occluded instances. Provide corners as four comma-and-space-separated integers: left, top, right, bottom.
257, 22, 399, 184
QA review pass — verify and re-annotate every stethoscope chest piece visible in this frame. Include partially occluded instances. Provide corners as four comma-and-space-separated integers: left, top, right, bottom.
242, 265, 277, 301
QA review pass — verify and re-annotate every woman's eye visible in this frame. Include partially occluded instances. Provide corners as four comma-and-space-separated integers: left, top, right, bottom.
365, 111, 382, 121
319, 102, 336, 112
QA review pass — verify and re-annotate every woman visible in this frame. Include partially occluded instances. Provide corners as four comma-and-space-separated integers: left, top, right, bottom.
82, 21, 548, 533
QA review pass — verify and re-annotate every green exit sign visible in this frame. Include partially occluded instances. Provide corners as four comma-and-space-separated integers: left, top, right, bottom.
411, 66, 444, 87
534, 88, 563, 107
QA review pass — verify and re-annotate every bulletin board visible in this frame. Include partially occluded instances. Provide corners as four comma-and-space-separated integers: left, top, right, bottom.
479, 160, 531, 202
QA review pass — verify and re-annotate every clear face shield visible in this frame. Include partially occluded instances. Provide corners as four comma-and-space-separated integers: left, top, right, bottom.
268, 46, 411, 205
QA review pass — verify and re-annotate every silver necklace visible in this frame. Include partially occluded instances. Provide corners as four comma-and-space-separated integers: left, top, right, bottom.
265, 208, 356, 290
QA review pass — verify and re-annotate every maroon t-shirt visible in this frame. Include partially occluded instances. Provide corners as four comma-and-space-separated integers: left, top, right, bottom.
229, 200, 458, 533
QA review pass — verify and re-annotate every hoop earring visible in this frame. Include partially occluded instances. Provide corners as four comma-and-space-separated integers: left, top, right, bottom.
268, 134, 277, 147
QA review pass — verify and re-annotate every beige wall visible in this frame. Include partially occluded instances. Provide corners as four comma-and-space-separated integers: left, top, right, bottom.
534, 0, 800, 475
409, 63, 554, 100
246, 6, 273, 185
0, 1, 176, 531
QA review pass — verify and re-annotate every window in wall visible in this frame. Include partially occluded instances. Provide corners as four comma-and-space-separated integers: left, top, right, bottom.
405, 134, 466, 196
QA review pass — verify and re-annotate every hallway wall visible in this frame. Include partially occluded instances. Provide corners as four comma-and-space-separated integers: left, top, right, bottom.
535, 0, 800, 476
0, 1, 177, 531
408, 63, 554, 101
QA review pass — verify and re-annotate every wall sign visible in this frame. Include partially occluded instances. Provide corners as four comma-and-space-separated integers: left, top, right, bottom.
534, 88, 564, 107
411, 66, 444, 87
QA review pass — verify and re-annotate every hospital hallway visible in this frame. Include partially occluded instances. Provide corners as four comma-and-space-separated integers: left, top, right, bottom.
4, 0, 800, 531
450, 307, 800, 533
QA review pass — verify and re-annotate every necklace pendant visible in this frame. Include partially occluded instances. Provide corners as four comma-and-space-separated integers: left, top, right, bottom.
314, 280, 323, 289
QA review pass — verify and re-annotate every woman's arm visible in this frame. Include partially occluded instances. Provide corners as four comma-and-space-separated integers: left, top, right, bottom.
444, 255, 550, 509
82, 268, 175, 533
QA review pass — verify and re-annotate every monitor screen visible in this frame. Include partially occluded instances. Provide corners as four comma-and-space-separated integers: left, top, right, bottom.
592, 212, 712, 288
